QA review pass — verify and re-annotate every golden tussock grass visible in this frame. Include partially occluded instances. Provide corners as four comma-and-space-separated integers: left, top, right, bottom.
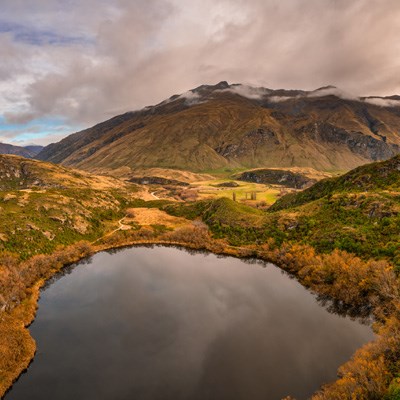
126, 207, 189, 229
0, 282, 41, 398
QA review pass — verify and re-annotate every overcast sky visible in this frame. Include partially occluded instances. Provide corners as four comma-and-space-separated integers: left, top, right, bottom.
1, 0, 400, 146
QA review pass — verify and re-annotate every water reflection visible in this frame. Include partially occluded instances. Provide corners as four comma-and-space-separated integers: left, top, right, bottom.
6, 246, 374, 400
316, 295, 373, 324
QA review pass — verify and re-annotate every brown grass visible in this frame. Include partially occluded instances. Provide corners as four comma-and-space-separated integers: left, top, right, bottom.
126, 207, 189, 228
129, 168, 215, 183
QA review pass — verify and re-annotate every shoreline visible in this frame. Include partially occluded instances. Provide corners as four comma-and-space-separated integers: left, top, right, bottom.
1, 238, 235, 399
0, 234, 398, 399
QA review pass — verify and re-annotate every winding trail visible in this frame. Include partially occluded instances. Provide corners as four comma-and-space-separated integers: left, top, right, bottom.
150, 191, 160, 200
91, 216, 128, 245
91, 189, 165, 246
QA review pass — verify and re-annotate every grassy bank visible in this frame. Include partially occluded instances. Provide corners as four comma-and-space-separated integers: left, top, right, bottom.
0, 283, 39, 398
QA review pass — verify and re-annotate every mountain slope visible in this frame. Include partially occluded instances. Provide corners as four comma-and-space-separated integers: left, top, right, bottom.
37, 82, 400, 172
0, 143, 43, 158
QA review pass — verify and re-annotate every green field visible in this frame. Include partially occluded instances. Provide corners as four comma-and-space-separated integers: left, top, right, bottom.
191, 178, 281, 204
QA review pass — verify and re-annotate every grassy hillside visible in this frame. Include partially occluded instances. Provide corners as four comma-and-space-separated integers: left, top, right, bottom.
270, 155, 400, 210
0, 155, 139, 259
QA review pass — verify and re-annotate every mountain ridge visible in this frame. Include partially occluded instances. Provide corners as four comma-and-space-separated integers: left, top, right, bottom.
37, 82, 400, 172
0, 142, 43, 158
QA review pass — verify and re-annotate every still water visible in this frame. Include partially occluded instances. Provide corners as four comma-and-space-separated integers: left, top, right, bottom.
6, 246, 373, 400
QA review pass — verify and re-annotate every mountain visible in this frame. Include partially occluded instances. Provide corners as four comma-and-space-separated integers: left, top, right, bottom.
0, 142, 43, 158
23, 145, 44, 156
37, 82, 400, 172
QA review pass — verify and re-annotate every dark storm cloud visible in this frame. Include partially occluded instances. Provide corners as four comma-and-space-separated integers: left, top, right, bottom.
1, 0, 400, 141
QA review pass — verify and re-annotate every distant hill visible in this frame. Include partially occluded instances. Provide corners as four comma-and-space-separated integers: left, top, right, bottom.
23, 145, 44, 156
37, 82, 400, 172
0, 154, 126, 191
0, 142, 43, 158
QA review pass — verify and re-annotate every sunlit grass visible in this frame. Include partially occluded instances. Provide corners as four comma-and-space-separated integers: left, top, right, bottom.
191, 179, 281, 204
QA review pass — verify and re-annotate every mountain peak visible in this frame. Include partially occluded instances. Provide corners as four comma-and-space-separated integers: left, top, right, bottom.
214, 81, 230, 89
192, 81, 231, 94
315, 85, 337, 91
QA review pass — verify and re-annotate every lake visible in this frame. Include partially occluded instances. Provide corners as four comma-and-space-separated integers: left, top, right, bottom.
5, 246, 373, 400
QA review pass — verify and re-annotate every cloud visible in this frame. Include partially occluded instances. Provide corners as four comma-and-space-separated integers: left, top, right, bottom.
4, 112, 36, 124
362, 97, 400, 108
218, 84, 271, 99
308, 87, 358, 101
267, 87, 400, 107
1, 0, 400, 145
265, 87, 358, 103
306, 85, 400, 107
268, 96, 293, 103
179, 91, 203, 105
0, 21, 92, 46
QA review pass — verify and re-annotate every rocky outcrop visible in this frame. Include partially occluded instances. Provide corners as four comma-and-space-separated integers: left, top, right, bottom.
128, 176, 189, 186
215, 181, 240, 187
237, 169, 316, 189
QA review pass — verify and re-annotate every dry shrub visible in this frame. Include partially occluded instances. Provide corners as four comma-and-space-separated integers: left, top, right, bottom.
312, 314, 400, 400
0, 242, 93, 312
161, 225, 210, 247
256, 242, 400, 399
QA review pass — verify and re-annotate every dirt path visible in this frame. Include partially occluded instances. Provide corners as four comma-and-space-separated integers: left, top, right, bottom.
150, 191, 160, 200
91, 216, 130, 244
